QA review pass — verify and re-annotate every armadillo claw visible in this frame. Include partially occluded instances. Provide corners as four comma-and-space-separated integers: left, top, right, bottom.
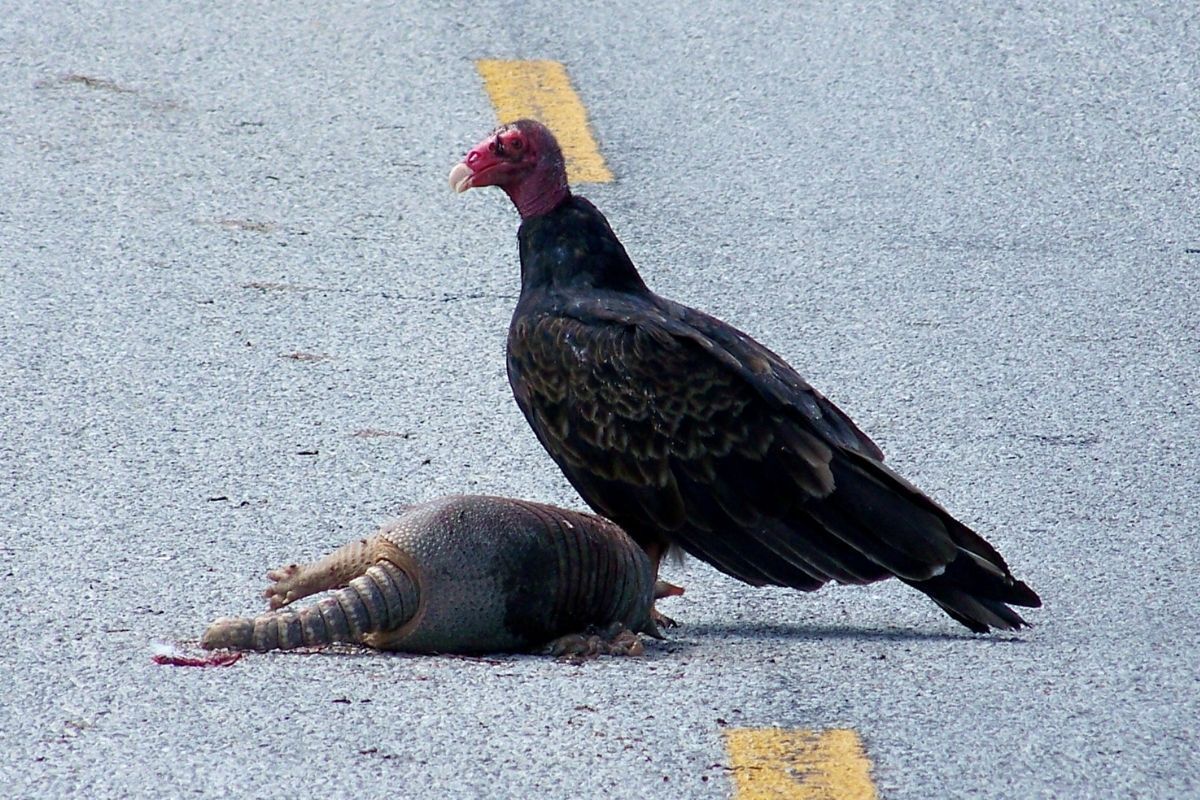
549, 633, 589, 657
610, 629, 644, 656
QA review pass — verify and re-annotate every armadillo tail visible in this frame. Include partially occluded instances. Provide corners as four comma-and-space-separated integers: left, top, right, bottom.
201, 562, 419, 652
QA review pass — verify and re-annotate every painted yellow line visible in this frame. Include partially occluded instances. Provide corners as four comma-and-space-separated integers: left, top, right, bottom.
724, 728, 878, 800
474, 59, 613, 184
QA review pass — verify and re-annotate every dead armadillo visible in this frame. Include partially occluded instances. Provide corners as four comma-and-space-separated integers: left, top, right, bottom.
201, 494, 660, 656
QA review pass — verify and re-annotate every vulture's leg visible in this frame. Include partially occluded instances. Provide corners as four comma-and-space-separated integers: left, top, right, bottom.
645, 541, 684, 628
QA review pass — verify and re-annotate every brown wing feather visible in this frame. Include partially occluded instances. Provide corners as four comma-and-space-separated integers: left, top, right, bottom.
507, 312, 898, 590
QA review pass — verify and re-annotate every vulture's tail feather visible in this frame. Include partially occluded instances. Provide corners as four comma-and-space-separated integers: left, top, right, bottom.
904, 551, 1042, 633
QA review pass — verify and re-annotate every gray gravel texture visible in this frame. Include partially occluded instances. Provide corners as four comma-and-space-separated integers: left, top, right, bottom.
2, 2, 1197, 798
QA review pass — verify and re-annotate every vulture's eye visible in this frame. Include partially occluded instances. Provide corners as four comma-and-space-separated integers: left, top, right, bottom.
511, 138, 523, 150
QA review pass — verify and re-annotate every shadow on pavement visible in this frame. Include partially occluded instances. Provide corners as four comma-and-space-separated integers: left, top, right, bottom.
682, 621, 1032, 644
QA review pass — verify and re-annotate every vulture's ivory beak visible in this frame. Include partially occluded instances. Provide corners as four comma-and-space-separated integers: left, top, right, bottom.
448, 162, 473, 193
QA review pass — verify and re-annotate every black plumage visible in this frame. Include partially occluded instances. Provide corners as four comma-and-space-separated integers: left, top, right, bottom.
455, 120, 1040, 632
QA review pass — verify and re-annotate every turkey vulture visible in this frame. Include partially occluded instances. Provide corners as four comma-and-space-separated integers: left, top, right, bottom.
449, 119, 1041, 632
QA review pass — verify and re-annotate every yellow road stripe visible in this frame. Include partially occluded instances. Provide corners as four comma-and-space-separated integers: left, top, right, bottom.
724, 728, 878, 800
474, 59, 613, 184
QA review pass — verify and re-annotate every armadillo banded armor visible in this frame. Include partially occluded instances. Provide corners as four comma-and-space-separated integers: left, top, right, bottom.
201, 495, 658, 654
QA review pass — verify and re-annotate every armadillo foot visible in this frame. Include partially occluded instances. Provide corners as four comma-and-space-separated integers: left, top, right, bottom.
547, 622, 645, 661
263, 563, 304, 609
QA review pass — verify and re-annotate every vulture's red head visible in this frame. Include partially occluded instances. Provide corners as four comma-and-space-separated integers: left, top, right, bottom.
449, 119, 569, 219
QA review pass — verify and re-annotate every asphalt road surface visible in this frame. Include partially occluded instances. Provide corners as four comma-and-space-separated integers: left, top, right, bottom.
2, 2, 1197, 798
